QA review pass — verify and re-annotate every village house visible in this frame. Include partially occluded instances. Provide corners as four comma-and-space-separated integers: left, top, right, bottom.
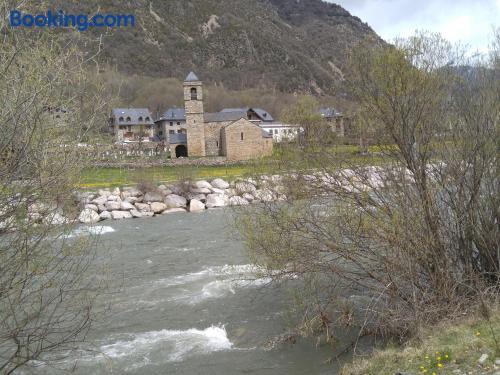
109, 108, 154, 142
154, 107, 186, 140
320, 107, 346, 137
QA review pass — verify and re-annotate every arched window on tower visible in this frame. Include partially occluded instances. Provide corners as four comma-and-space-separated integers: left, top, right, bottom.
190, 87, 197, 100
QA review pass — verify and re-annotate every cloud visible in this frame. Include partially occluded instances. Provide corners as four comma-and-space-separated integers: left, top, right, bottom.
331, 0, 498, 52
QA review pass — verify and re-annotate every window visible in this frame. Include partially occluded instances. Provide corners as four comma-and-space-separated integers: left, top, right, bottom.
216, 141, 219, 147
119, 116, 124, 122
170, 122, 173, 126
169, 130, 174, 134
177, 129, 182, 133
159, 131, 163, 136
119, 125, 126, 130
138, 116, 143, 122
190, 87, 197, 100
177, 122, 180, 125
274, 129, 278, 134
240, 132, 244, 141
126, 117, 131, 122
145, 117, 150, 121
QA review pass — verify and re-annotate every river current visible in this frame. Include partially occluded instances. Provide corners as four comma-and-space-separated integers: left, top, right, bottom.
27, 208, 359, 374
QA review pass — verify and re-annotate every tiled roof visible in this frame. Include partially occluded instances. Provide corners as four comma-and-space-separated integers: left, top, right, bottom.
204, 111, 247, 122
319, 107, 342, 118
157, 107, 186, 121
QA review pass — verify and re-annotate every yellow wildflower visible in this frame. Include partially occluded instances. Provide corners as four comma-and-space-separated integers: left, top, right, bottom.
476, 331, 481, 336
437, 363, 443, 368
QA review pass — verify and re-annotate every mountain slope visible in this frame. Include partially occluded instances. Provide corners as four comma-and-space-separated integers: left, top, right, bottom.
30, 0, 385, 94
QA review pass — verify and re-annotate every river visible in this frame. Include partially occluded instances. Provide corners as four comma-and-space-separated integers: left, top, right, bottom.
28, 208, 364, 374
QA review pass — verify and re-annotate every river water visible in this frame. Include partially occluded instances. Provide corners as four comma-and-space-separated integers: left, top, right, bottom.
30, 208, 363, 374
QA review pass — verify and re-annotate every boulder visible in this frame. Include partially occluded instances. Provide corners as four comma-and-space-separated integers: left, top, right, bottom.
158, 185, 173, 195
91, 196, 108, 206
99, 211, 112, 220
162, 208, 187, 214
188, 199, 205, 212
79, 208, 100, 224
169, 184, 186, 195
107, 194, 120, 202
111, 211, 132, 220
193, 180, 212, 189
43, 212, 68, 225
134, 202, 151, 212
225, 188, 237, 197
98, 189, 111, 197
124, 196, 140, 204
189, 187, 212, 194
105, 201, 121, 211
242, 193, 254, 202
254, 189, 274, 202
186, 193, 206, 202
211, 188, 225, 194
112, 187, 120, 196
130, 209, 143, 218
235, 182, 257, 194
211, 178, 230, 189
84, 204, 98, 212
97, 203, 107, 212
141, 211, 155, 217
120, 201, 135, 211
165, 194, 187, 208
229, 196, 249, 206
122, 187, 142, 198
144, 191, 164, 203
150, 202, 167, 213
206, 194, 228, 208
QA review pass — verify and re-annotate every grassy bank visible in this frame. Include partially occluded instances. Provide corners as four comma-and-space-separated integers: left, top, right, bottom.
341, 311, 500, 375
78, 144, 389, 189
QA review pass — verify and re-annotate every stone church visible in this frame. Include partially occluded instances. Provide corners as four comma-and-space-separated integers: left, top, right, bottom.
168, 72, 273, 160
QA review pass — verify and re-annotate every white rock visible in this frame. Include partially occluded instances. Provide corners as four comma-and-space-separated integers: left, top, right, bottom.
99, 211, 112, 220
235, 181, 257, 194
120, 201, 135, 211
150, 202, 167, 213
229, 196, 249, 206
98, 189, 111, 197
188, 199, 205, 212
43, 212, 68, 225
112, 187, 120, 196
186, 193, 206, 202
194, 180, 212, 189
478, 353, 489, 365
92, 196, 108, 206
144, 191, 164, 202
190, 187, 212, 194
495, 358, 500, 365
141, 211, 155, 217
254, 189, 274, 202
105, 201, 121, 211
211, 187, 225, 194
84, 204, 98, 212
107, 194, 120, 202
124, 196, 140, 204
130, 209, 143, 218
211, 178, 230, 189
225, 188, 237, 197
79, 209, 100, 224
134, 202, 151, 212
165, 194, 187, 208
162, 208, 187, 214
242, 193, 254, 202
206, 194, 228, 208
123, 187, 142, 197
97, 203, 107, 212
111, 211, 132, 220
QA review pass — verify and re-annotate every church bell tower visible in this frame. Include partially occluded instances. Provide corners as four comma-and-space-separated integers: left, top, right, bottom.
184, 71, 205, 157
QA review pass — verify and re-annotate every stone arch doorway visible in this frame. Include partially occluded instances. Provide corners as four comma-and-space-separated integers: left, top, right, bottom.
175, 145, 188, 158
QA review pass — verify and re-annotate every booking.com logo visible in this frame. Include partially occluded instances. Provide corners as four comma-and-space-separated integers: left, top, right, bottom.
9, 10, 135, 31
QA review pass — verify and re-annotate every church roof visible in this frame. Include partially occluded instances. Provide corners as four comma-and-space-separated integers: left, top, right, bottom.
204, 111, 246, 122
185, 71, 200, 82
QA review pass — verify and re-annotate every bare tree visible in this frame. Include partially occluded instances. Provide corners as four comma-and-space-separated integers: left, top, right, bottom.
235, 32, 500, 343
0, 21, 110, 374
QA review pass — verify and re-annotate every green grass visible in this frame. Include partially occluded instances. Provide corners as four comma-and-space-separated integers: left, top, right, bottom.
341, 311, 500, 375
78, 165, 258, 189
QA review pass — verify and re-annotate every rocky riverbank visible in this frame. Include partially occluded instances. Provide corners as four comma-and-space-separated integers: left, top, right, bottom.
77, 177, 285, 223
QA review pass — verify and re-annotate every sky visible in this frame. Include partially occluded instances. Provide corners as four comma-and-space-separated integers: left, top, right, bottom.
331, 0, 499, 53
